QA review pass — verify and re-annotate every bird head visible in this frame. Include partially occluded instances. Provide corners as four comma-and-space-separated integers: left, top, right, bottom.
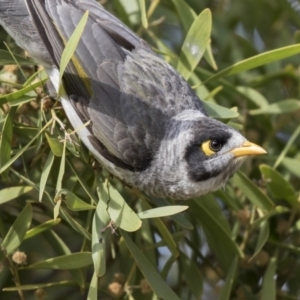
153, 112, 266, 199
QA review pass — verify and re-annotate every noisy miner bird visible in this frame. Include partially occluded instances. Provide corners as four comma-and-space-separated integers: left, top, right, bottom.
0, 0, 266, 199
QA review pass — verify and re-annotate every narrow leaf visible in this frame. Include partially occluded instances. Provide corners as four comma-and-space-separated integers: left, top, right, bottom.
219, 257, 238, 300
138, 0, 148, 29
24, 219, 61, 240
249, 99, 300, 115
0, 49, 33, 65
45, 133, 64, 157
0, 107, 16, 179
26, 252, 93, 270
87, 272, 98, 300
231, 171, 274, 211
180, 252, 203, 299
259, 165, 298, 207
55, 189, 96, 211
261, 257, 277, 300
107, 184, 142, 232
1, 204, 32, 254
0, 186, 33, 205
59, 11, 89, 94
205, 44, 300, 84
122, 231, 181, 300
250, 221, 269, 261
138, 206, 188, 219
39, 151, 55, 201
177, 9, 212, 80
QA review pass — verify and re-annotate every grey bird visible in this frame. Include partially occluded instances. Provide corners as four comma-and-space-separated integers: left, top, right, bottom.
0, 0, 266, 199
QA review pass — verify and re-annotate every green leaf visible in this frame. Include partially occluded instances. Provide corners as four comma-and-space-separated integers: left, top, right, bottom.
281, 157, 300, 178
203, 42, 218, 70
250, 221, 269, 261
39, 151, 55, 201
0, 49, 33, 65
154, 217, 179, 258
107, 184, 142, 232
219, 257, 238, 300
24, 219, 61, 240
138, 0, 148, 29
67, 158, 98, 205
205, 44, 300, 84
231, 171, 274, 211
26, 252, 93, 270
236, 86, 269, 108
0, 79, 47, 105
0, 186, 33, 205
1, 203, 32, 254
170, 0, 196, 32
60, 208, 91, 240
56, 141, 66, 192
274, 124, 300, 169
177, 9, 212, 80
249, 99, 300, 115
138, 206, 188, 219
55, 189, 96, 211
122, 231, 181, 300
203, 102, 239, 119
189, 195, 243, 272
92, 188, 111, 277
259, 164, 298, 207
48, 231, 85, 288
0, 119, 53, 174
59, 11, 89, 95
45, 133, 64, 157
87, 272, 98, 300
180, 252, 203, 299
261, 257, 277, 300
0, 107, 16, 179
2, 281, 76, 291
251, 206, 289, 229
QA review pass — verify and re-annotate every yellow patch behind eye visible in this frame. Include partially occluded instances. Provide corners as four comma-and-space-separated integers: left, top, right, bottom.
201, 140, 215, 156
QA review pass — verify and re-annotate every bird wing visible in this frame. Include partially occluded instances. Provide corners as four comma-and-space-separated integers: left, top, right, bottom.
25, 0, 207, 171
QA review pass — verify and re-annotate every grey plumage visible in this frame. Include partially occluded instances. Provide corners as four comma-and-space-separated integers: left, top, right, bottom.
0, 0, 266, 199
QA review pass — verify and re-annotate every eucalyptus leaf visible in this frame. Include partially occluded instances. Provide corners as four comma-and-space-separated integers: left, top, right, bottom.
231, 171, 274, 211
1, 204, 32, 254
177, 9, 212, 80
0, 49, 33, 65
205, 44, 300, 84
0, 186, 33, 205
249, 99, 300, 115
138, 205, 188, 219
107, 184, 142, 232
122, 231, 181, 300
219, 257, 238, 300
259, 164, 298, 207
26, 252, 93, 270
261, 257, 277, 300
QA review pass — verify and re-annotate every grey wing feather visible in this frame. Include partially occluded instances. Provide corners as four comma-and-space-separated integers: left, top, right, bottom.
0, 0, 52, 65
24, 0, 207, 171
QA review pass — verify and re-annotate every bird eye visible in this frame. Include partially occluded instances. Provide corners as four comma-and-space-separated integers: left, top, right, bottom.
201, 140, 223, 156
209, 140, 223, 152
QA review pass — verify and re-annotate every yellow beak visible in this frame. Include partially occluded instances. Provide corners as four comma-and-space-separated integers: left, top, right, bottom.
230, 141, 267, 157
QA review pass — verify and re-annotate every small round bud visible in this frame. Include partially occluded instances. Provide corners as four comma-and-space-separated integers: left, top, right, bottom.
276, 220, 290, 235
252, 250, 269, 267
12, 251, 27, 265
108, 282, 124, 299
236, 209, 251, 225
34, 288, 46, 300
140, 279, 151, 294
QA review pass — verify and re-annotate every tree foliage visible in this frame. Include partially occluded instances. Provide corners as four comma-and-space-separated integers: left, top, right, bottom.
0, 0, 300, 299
